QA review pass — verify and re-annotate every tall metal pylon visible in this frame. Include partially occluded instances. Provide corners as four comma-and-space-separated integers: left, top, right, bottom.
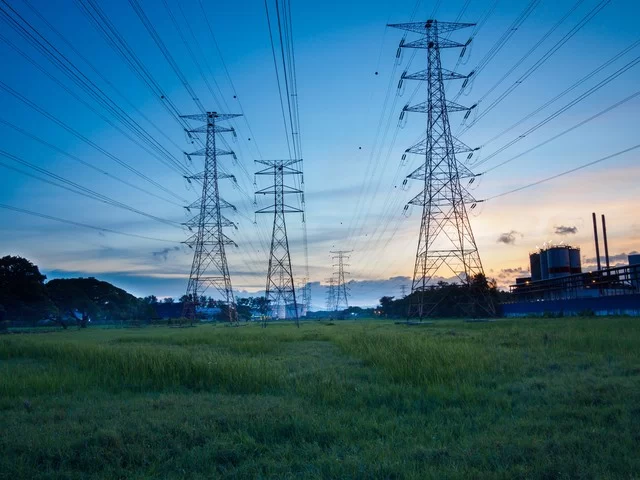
255, 159, 302, 326
181, 112, 241, 324
325, 277, 336, 312
297, 278, 310, 316
389, 20, 495, 318
301, 279, 312, 316
331, 250, 351, 312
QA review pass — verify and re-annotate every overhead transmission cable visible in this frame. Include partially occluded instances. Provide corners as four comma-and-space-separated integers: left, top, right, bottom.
460, 0, 612, 133
0, 117, 184, 207
474, 54, 640, 167
18, 0, 184, 153
478, 38, 640, 149
0, 149, 182, 228
0, 79, 187, 203
0, 0, 188, 177
0, 203, 182, 243
482, 90, 640, 174
486, 144, 640, 200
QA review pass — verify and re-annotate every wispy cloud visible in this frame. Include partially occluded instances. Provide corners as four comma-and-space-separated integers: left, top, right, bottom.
497, 230, 522, 245
152, 246, 180, 262
584, 251, 638, 265
554, 225, 578, 235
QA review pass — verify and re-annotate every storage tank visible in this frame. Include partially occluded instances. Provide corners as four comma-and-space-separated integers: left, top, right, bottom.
630, 254, 640, 290
529, 252, 541, 281
569, 247, 582, 274
540, 249, 549, 280
547, 246, 571, 278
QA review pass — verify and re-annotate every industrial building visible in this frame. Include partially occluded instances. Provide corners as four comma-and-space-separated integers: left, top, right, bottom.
504, 214, 640, 316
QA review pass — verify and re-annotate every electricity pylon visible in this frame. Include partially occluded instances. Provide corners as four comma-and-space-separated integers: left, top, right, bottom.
331, 250, 351, 312
181, 111, 241, 324
389, 20, 495, 318
325, 277, 336, 312
301, 279, 312, 316
255, 159, 302, 326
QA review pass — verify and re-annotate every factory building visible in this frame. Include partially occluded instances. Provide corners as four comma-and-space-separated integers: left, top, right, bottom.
503, 213, 640, 316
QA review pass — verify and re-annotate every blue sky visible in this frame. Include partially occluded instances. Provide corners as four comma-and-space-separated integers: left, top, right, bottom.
0, 0, 639, 308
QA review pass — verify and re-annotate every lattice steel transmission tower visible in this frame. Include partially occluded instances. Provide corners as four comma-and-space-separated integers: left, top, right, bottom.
255, 159, 302, 325
325, 277, 336, 312
331, 250, 351, 312
389, 20, 495, 318
181, 112, 241, 324
297, 279, 311, 316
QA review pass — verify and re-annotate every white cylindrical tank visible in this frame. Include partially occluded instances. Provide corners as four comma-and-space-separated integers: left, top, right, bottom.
569, 247, 581, 274
540, 249, 549, 280
530, 252, 542, 281
547, 246, 571, 278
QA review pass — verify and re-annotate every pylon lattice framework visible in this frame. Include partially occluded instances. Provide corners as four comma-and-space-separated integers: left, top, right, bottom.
325, 277, 336, 312
331, 250, 351, 312
389, 20, 495, 318
181, 112, 241, 323
255, 159, 302, 325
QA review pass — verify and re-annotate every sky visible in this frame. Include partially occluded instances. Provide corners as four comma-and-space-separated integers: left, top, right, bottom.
0, 0, 639, 309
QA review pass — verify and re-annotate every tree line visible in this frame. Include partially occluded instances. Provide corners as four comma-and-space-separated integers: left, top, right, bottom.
0, 255, 271, 329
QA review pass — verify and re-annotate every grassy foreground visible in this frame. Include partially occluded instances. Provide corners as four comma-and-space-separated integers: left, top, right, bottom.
1, 318, 639, 479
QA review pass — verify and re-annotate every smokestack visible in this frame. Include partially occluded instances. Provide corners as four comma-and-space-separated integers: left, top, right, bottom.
601, 214, 610, 270
592, 212, 601, 271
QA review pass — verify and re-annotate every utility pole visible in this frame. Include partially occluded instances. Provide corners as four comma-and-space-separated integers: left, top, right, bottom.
389, 20, 495, 319
325, 277, 336, 313
331, 250, 351, 313
255, 159, 303, 326
181, 112, 241, 324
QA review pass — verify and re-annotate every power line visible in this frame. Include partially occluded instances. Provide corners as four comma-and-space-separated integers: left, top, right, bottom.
478, 38, 640, 149
0, 0, 188, 175
482, 90, 640, 174
264, 0, 293, 159
0, 149, 182, 228
486, 144, 640, 201
0, 79, 188, 203
0, 203, 180, 243
0, 117, 184, 207
460, 0, 612, 133
475, 54, 640, 167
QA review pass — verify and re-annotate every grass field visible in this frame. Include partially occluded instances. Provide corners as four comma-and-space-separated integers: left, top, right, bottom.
1, 317, 639, 479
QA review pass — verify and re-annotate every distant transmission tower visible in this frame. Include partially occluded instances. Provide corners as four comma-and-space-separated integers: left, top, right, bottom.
302, 279, 312, 316
400, 284, 408, 298
325, 277, 336, 312
331, 250, 351, 312
181, 112, 241, 324
297, 278, 310, 316
255, 159, 302, 325
389, 20, 495, 318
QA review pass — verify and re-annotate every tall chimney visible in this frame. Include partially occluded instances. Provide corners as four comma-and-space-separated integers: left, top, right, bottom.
592, 212, 601, 271
601, 214, 610, 270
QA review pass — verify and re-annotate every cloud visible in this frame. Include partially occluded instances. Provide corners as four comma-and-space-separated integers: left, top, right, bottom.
584, 251, 638, 265
554, 225, 578, 235
496, 231, 522, 245
152, 246, 180, 262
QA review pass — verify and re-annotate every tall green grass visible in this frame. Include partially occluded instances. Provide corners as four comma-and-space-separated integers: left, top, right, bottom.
0, 335, 283, 394
1, 318, 639, 479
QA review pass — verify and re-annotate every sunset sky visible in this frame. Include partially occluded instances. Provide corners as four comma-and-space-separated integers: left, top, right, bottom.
0, 0, 638, 308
